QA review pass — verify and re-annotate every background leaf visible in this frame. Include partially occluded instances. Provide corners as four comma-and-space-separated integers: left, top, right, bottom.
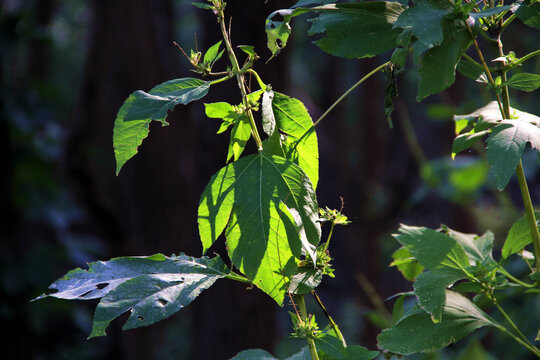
113, 78, 210, 174
502, 211, 540, 258
378, 290, 497, 355
308, 2, 403, 59
516, 0, 540, 29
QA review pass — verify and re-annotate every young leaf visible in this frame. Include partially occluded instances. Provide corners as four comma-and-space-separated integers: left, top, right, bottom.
504, 72, 540, 92
308, 2, 404, 59
192, 2, 214, 10
516, 0, 540, 29
268, 92, 319, 189
198, 153, 321, 304
227, 114, 252, 162
113, 78, 210, 175
487, 119, 540, 190
203, 41, 223, 65
502, 211, 540, 259
378, 291, 497, 355
36, 254, 229, 338
393, 0, 453, 57
394, 225, 470, 271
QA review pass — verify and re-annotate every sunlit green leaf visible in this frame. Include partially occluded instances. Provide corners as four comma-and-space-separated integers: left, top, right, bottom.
267, 92, 319, 189
198, 153, 321, 304
390, 247, 424, 281
113, 78, 210, 175
378, 291, 497, 355
203, 41, 223, 65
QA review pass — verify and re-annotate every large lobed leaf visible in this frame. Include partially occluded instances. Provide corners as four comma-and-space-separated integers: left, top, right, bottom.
378, 290, 497, 355
35, 254, 229, 338
113, 78, 210, 175
198, 153, 321, 304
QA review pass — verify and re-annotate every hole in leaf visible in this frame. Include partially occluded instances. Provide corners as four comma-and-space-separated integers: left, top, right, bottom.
157, 298, 168, 306
79, 290, 92, 298
95, 283, 109, 290
137, 316, 144, 321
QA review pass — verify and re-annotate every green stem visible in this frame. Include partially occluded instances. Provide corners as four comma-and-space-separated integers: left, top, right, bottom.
313, 61, 390, 128
297, 295, 320, 360
322, 223, 335, 252
490, 295, 540, 357
224, 272, 252, 284
500, 13, 517, 33
210, 74, 234, 85
217, 4, 263, 150
496, 37, 540, 270
497, 267, 535, 288
516, 161, 540, 270
247, 69, 267, 91
508, 49, 540, 71
311, 290, 347, 347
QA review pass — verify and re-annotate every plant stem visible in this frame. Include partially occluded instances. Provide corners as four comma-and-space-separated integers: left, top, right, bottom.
497, 267, 535, 288
490, 295, 540, 357
216, 4, 263, 150
311, 290, 347, 347
313, 61, 390, 128
516, 161, 540, 270
297, 295, 320, 360
495, 37, 540, 270
510, 49, 540, 69
224, 272, 252, 283
322, 223, 335, 252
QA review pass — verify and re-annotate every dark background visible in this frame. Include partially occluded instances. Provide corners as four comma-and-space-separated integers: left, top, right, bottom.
1, 0, 539, 359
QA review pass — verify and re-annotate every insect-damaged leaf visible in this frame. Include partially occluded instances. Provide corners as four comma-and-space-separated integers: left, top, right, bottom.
113, 78, 210, 174
198, 153, 321, 304
35, 254, 229, 338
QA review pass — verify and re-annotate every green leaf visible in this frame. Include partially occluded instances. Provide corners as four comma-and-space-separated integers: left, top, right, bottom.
416, 18, 472, 101
203, 41, 222, 64
456, 339, 496, 360
36, 254, 228, 338
288, 266, 323, 295
413, 267, 466, 322
457, 58, 485, 81
238, 45, 256, 58
390, 246, 424, 281
113, 78, 210, 175
516, 0, 540, 29
198, 153, 321, 304
204, 101, 252, 161
227, 114, 252, 162
471, 5, 511, 20
502, 211, 540, 258
308, 2, 404, 59
231, 349, 277, 360
487, 119, 540, 190
192, 2, 214, 10
393, 0, 453, 57
391, 294, 408, 324
394, 225, 470, 271
266, 9, 300, 59
504, 72, 540, 92
377, 290, 497, 355
452, 129, 490, 156
268, 92, 319, 189
443, 227, 495, 264
315, 332, 379, 360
